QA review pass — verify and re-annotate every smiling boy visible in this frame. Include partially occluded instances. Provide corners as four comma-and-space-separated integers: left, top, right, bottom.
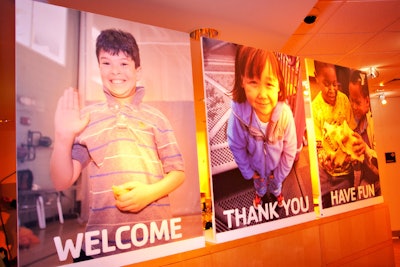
50, 29, 185, 260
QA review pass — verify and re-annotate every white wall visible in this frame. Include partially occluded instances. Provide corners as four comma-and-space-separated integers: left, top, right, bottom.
371, 96, 400, 232
16, 7, 80, 189
15, 6, 80, 223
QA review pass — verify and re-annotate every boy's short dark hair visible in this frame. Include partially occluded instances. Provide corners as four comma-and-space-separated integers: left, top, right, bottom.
96, 29, 140, 68
314, 60, 335, 77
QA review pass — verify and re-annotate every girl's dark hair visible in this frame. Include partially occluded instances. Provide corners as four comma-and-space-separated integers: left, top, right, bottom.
232, 45, 286, 103
96, 29, 140, 68
349, 69, 369, 98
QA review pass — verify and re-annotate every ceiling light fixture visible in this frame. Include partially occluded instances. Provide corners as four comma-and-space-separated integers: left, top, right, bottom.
368, 67, 379, 79
379, 93, 387, 105
189, 28, 219, 40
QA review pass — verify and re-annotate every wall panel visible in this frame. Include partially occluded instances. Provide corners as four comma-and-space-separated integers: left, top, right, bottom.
126, 204, 394, 267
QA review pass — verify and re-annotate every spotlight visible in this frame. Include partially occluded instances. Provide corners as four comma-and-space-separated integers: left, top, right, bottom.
368, 67, 379, 79
379, 93, 387, 105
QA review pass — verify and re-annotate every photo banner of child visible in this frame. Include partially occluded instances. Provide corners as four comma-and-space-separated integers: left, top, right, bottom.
305, 58, 383, 216
201, 38, 315, 243
16, 3, 204, 266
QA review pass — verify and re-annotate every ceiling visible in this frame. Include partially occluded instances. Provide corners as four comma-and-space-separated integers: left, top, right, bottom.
45, 0, 400, 99
283, 0, 400, 99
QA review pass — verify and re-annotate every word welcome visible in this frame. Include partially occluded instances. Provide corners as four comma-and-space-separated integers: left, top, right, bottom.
330, 184, 375, 206
53, 217, 182, 261
223, 197, 309, 229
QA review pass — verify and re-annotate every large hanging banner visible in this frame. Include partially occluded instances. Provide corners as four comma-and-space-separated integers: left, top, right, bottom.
16, 2, 204, 266
201, 38, 316, 243
304, 58, 383, 216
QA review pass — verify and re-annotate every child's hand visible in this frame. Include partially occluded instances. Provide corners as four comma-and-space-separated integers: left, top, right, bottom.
351, 132, 366, 158
54, 87, 89, 140
114, 181, 154, 213
112, 185, 130, 198
321, 153, 335, 172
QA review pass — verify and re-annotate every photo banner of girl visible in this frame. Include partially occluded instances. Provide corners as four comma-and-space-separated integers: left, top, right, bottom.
305, 58, 383, 217
201, 38, 315, 243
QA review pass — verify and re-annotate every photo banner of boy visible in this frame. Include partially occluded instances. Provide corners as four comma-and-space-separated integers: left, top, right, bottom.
16, 2, 204, 266
304, 58, 383, 217
201, 38, 315, 243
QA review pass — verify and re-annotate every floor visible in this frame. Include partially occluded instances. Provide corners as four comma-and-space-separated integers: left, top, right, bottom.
18, 218, 86, 267
212, 147, 314, 232
14, 217, 400, 266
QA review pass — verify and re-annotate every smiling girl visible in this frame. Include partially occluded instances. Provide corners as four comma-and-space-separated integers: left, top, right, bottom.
227, 46, 297, 209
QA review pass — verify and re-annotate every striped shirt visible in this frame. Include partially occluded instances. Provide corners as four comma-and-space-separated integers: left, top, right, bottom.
72, 86, 184, 254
